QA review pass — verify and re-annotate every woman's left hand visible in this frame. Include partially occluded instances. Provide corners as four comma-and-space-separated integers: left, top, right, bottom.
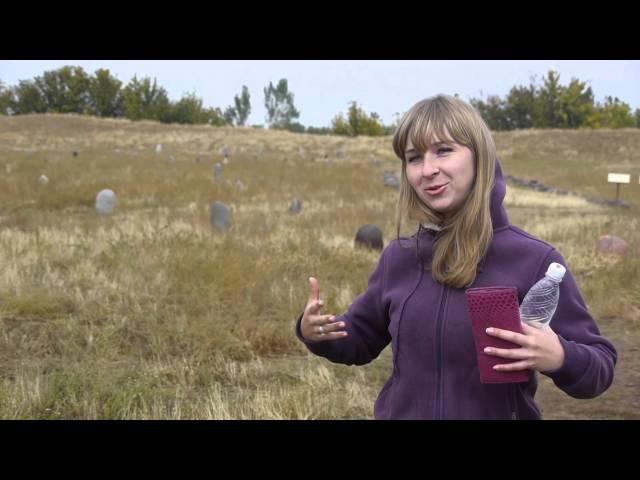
484, 322, 565, 373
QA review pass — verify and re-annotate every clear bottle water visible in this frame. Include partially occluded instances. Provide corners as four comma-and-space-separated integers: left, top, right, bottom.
519, 262, 567, 329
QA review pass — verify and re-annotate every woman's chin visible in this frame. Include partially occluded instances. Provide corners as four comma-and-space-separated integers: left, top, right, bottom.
426, 201, 452, 215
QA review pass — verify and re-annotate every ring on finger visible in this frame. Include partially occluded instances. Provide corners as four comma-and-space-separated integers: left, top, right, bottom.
319, 325, 325, 334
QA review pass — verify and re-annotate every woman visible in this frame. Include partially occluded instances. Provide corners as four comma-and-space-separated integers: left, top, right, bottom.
295, 94, 616, 419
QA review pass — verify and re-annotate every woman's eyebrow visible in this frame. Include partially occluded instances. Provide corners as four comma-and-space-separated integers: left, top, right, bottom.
405, 141, 453, 154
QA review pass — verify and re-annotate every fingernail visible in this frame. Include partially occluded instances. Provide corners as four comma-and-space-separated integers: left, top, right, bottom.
486, 328, 493, 334
484, 347, 491, 353
493, 365, 499, 370
339, 322, 345, 327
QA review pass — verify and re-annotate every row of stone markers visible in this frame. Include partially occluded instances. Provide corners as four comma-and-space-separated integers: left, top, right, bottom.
35, 147, 393, 253
94, 187, 389, 252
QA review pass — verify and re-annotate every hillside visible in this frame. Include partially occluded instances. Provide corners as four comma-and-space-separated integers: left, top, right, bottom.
2, 114, 638, 209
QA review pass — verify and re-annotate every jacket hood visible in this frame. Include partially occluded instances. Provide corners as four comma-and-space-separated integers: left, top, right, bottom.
489, 157, 509, 230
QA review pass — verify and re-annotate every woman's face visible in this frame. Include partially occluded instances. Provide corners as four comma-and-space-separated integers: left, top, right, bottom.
404, 132, 475, 218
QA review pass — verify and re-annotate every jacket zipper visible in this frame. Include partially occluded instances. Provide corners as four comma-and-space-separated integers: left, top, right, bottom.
509, 384, 519, 420
434, 286, 449, 420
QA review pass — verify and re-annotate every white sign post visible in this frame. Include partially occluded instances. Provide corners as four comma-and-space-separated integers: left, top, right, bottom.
607, 173, 630, 202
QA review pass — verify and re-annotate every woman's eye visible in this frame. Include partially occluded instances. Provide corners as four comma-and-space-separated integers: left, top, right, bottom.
408, 155, 422, 163
438, 147, 452, 154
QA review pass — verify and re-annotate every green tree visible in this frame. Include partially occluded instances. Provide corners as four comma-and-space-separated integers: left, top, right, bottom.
306, 126, 332, 135
88, 69, 123, 117
635, 108, 640, 128
10, 79, 47, 114
347, 101, 364, 135
0, 80, 13, 114
597, 96, 635, 128
204, 107, 228, 126
263, 79, 300, 128
233, 85, 251, 126
470, 95, 510, 130
537, 70, 565, 128
332, 101, 385, 136
331, 113, 351, 135
122, 76, 171, 121
363, 111, 385, 136
223, 106, 237, 125
583, 109, 603, 129
559, 78, 596, 128
504, 84, 538, 129
35, 66, 91, 113
167, 92, 207, 124
284, 122, 306, 133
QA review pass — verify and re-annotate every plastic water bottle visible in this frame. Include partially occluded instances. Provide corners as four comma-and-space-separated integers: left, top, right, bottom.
519, 262, 567, 329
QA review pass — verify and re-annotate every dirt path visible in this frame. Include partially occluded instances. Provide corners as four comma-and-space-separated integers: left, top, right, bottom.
536, 315, 640, 419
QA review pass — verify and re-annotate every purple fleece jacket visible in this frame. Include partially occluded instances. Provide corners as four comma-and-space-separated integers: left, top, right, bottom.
295, 159, 617, 419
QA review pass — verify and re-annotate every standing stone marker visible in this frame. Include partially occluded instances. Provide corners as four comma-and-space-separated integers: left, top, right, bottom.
96, 189, 117, 214
210, 201, 232, 231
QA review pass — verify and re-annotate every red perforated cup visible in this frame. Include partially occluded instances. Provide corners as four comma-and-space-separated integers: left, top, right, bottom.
465, 286, 530, 384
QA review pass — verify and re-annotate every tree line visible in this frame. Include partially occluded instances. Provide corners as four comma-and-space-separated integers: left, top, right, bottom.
469, 70, 639, 130
1, 66, 638, 135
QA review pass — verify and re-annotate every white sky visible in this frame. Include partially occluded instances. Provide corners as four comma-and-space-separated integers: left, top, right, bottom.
1, 60, 638, 127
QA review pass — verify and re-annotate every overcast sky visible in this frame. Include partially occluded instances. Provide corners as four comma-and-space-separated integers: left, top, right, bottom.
1, 60, 638, 127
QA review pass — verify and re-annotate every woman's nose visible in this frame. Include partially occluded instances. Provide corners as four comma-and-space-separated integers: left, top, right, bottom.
422, 156, 440, 177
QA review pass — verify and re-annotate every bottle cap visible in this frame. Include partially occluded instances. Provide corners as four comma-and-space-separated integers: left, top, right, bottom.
545, 262, 566, 283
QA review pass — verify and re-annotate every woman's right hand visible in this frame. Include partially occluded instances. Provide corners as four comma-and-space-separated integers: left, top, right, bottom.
301, 277, 349, 342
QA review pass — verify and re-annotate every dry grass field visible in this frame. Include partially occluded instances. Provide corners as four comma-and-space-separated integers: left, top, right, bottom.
0, 114, 638, 419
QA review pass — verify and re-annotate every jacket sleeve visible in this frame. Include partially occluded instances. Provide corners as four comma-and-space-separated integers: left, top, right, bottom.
540, 249, 617, 398
294, 246, 392, 366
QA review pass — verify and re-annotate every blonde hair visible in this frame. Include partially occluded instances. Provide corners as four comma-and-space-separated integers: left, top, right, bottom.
392, 95, 496, 288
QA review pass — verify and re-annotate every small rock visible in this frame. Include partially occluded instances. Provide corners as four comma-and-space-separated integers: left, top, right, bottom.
596, 235, 628, 256
355, 224, 384, 251
289, 198, 302, 214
